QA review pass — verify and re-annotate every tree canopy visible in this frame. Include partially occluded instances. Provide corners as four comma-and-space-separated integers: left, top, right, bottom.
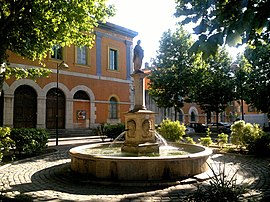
0, 0, 114, 63
148, 26, 200, 119
175, 0, 270, 58
243, 40, 270, 114
189, 48, 234, 123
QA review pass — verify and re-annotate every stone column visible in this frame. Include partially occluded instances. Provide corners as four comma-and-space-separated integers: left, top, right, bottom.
3, 95, 13, 127
131, 71, 146, 111
66, 98, 73, 129
36, 96, 46, 128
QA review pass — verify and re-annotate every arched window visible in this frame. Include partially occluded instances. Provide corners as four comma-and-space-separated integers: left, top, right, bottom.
109, 97, 118, 119
191, 111, 196, 122
14, 85, 37, 128
73, 90, 90, 100
46, 88, 65, 129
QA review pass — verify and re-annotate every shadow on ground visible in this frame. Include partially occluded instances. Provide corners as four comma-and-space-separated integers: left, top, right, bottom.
4, 163, 174, 196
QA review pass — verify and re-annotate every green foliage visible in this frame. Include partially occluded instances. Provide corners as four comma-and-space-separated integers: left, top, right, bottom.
4, 66, 52, 81
190, 47, 234, 117
0, 0, 115, 63
189, 162, 246, 201
0, 0, 115, 85
231, 120, 263, 148
185, 136, 195, 144
243, 41, 270, 114
217, 133, 228, 148
175, 0, 270, 58
248, 133, 270, 157
148, 26, 200, 116
206, 128, 212, 136
0, 127, 15, 162
157, 119, 186, 142
102, 123, 125, 140
10, 128, 49, 155
199, 135, 213, 147
199, 128, 213, 147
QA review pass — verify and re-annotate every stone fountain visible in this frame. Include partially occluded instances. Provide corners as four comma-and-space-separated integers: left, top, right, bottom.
122, 70, 159, 155
69, 40, 212, 185
122, 40, 158, 154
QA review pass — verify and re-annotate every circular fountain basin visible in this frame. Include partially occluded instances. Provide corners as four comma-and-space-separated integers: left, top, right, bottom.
69, 142, 212, 183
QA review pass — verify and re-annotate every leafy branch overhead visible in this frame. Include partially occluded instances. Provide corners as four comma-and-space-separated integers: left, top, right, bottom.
4, 66, 51, 80
0, 0, 115, 63
175, 0, 270, 58
0, 0, 115, 91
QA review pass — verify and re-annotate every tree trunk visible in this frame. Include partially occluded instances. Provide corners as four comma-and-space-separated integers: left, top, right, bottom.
163, 108, 167, 119
174, 107, 178, 121
0, 72, 4, 96
216, 111, 219, 133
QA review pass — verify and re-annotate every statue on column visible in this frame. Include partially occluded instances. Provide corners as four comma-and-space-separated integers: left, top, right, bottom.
133, 40, 144, 72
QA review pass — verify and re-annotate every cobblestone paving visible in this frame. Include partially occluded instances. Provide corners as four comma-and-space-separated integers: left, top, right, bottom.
0, 140, 270, 202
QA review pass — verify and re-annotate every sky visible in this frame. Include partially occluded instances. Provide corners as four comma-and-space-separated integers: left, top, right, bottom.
107, 0, 178, 65
107, 0, 243, 65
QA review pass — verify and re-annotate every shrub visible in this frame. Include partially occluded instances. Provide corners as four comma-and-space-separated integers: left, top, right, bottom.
231, 120, 263, 148
199, 135, 213, 147
198, 128, 213, 146
10, 128, 49, 155
157, 119, 186, 142
217, 133, 228, 147
188, 162, 246, 202
185, 136, 195, 144
102, 123, 125, 140
0, 127, 15, 162
206, 128, 212, 136
248, 133, 270, 156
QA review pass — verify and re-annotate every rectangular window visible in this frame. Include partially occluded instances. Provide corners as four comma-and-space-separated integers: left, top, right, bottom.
77, 46, 87, 65
109, 48, 118, 70
51, 45, 63, 60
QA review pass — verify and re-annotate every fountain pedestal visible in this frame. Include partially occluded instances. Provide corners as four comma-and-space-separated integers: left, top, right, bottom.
122, 70, 158, 155
122, 109, 158, 154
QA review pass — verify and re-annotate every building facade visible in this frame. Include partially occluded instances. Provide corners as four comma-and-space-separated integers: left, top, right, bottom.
0, 22, 137, 129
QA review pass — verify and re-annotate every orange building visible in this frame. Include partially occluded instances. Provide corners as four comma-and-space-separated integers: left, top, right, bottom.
0, 22, 137, 130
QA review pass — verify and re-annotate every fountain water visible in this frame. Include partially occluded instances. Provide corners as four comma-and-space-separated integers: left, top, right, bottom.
69, 42, 212, 185
155, 131, 168, 146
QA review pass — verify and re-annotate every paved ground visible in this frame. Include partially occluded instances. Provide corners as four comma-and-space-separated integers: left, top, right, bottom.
0, 136, 270, 201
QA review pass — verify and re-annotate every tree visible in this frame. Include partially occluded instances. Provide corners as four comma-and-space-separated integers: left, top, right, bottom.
0, 0, 115, 94
243, 40, 270, 114
175, 0, 270, 58
148, 27, 199, 120
190, 48, 234, 124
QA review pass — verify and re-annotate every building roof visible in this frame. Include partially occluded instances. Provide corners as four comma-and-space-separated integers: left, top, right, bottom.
98, 22, 138, 38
